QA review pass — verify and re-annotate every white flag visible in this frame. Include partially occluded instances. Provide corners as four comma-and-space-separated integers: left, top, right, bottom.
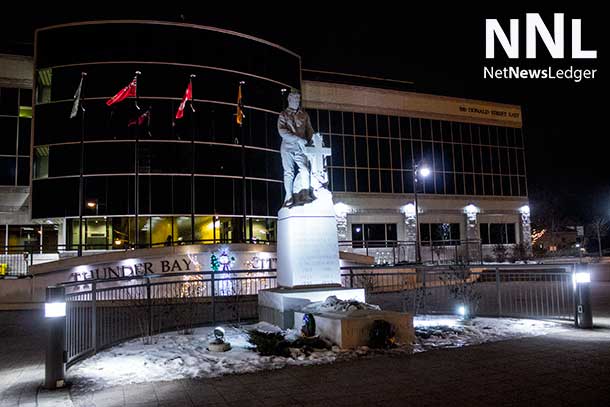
69, 76, 84, 119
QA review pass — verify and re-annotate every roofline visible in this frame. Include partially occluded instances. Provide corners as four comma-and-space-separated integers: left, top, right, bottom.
302, 79, 521, 110
35, 20, 301, 60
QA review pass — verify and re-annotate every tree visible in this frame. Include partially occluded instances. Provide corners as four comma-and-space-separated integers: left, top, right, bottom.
588, 217, 609, 257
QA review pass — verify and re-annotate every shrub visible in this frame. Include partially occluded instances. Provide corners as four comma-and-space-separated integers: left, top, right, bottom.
247, 330, 290, 357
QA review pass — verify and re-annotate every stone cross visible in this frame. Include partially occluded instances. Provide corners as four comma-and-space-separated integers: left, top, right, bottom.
304, 133, 331, 189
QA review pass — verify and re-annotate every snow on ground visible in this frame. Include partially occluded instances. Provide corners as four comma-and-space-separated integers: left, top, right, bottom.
69, 316, 567, 391
413, 315, 566, 352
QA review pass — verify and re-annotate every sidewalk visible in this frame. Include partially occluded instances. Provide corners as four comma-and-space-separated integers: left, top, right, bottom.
2, 285, 610, 406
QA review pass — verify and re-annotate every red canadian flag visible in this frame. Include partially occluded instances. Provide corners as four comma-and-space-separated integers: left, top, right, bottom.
175, 81, 193, 119
106, 76, 138, 106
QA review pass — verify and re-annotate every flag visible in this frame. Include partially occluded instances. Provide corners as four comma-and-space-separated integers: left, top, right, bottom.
69, 74, 85, 119
175, 81, 193, 119
128, 109, 151, 128
106, 75, 137, 106
236, 82, 245, 126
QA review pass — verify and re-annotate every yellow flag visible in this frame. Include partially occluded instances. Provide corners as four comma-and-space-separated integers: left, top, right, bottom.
236, 82, 245, 126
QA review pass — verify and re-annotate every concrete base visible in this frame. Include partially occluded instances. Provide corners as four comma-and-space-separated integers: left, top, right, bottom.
258, 286, 365, 329
294, 309, 414, 349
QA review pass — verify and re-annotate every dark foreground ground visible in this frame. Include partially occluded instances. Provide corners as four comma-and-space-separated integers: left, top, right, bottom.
1, 284, 609, 407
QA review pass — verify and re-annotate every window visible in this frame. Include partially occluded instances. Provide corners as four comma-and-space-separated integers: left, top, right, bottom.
420, 223, 461, 246
351, 223, 397, 248
480, 223, 517, 244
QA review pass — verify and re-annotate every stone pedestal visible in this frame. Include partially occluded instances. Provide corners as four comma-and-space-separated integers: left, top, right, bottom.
259, 287, 366, 329
260, 189, 366, 328
294, 309, 414, 348
277, 189, 341, 287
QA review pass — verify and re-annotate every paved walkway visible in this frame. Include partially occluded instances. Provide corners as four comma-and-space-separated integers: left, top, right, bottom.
2, 285, 610, 406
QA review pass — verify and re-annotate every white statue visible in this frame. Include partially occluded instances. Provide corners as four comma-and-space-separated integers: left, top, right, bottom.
277, 89, 315, 207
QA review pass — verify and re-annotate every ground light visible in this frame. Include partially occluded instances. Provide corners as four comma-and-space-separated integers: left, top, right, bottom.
573, 270, 593, 329
45, 286, 67, 389
44, 302, 66, 318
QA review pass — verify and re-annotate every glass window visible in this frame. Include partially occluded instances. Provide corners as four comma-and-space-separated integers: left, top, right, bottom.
378, 115, 388, 137
389, 116, 399, 138
481, 223, 517, 244
194, 216, 215, 243
18, 118, 31, 155
367, 137, 379, 168
351, 223, 364, 248
17, 157, 29, 186
343, 112, 353, 135
380, 170, 391, 193
366, 114, 377, 137
392, 171, 403, 194
173, 216, 193, 244
356, 169, 368, 192
344, 135, 355, 167
331, 168, 345, 192
355, 137, 367, 167
369, 169, 380, 193
318, 110, 329, 134
421, 223, 461, 246
330, 134, 344, 167
420, 119, 431, 140
345, 169, 356, 192
354, 113, 366, 135
390, 140, 401, 171
0, 87, 18, 115
329, 110, 342, 134
0, 157, 16, 185
0, 117, 17, 155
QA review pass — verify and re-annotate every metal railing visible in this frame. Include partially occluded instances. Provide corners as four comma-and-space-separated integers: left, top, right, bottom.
61, 269, 277, 366
55, 263, 581, 367
338, 239, 497, 265
344, 264, 577, 320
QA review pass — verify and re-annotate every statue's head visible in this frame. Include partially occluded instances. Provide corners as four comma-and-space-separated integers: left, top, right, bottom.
287, 89, 301, 110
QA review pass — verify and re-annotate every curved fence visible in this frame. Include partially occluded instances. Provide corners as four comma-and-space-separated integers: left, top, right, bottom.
56, 264, 579, 367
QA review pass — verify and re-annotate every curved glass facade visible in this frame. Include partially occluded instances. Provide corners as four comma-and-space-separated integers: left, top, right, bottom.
32, 21, 301, 247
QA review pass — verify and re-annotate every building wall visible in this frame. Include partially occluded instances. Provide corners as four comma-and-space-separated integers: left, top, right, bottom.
31, 21, 301, 247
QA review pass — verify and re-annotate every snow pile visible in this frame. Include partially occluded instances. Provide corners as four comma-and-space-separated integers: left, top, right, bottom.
69, 324, 349, 392
68, 316, 566, 391
413, 315, 564, 352
300, 295, 381, 314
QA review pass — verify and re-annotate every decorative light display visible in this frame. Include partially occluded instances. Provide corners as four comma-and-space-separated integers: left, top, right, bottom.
210, 249, 236, 272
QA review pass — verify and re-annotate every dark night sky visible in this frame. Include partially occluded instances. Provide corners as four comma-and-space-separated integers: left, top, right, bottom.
1, 6, 605, 225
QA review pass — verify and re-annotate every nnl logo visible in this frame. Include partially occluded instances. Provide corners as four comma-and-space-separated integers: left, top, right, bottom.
486, 13, 597, 59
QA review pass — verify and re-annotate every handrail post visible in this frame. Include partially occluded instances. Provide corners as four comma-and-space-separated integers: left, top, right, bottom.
210, 271, 216, 324
495, 267, 502, 317
146, 277, 152, 339
421, 267, 427, 312
92, 281, 97, 352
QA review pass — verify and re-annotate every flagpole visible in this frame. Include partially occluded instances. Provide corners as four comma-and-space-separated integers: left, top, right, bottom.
189, 74, 196, 245
77, 72, 87, 256
238, 81, 247, 243
134, 71, 141, 249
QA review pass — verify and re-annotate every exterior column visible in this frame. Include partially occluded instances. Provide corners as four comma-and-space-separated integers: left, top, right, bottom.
520, 205, 532, 255
464, 204, 480, 263
401, 203, 417, 263
333, 202, 351, 245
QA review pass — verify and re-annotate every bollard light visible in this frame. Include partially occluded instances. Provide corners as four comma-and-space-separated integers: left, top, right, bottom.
44, 302, 66, 318
573, 272, 591, 285
457, 305, 467, 317
573, 268, 593, 329
45, 286, 67, 389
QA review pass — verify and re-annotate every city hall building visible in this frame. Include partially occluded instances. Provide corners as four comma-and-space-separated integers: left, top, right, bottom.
1, 20, 530, 264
